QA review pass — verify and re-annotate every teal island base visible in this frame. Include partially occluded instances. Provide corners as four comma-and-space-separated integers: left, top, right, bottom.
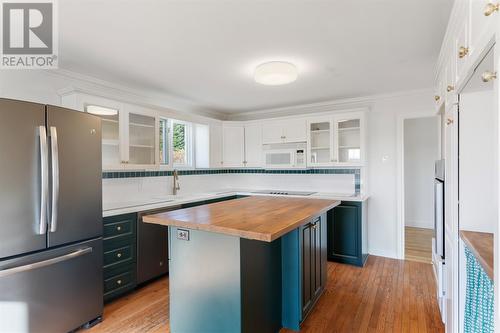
168, 213, 327, 333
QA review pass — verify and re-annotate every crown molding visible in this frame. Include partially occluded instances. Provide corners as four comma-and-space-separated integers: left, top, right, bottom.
226, 88, 433, 121
45, 68, 227, 120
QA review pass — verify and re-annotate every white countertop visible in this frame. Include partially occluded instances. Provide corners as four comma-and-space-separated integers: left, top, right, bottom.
103, 189, 369, 217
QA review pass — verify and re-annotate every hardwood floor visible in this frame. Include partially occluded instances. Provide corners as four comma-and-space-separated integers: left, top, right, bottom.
86, 256, 443, 333
405, 226, 433, 264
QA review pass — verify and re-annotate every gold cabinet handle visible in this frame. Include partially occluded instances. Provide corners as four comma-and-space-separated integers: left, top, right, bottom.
482, 71, 497, 82
434, 95, 441, 102
117, 279, 122, 285
117, 253, 122, 258
484, 2, 500, 16
446, 118, 454, 125
458, 46, 469, 59
447, 85, 454, 92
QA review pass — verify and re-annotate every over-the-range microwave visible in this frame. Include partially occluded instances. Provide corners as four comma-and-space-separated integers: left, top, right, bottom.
263, 143, 306, 169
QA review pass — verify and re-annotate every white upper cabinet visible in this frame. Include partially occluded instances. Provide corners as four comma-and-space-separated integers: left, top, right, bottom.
222, 125, 245, 167
283, 118, 307, 143
99, 109, 121, 169
128, 112, 157, 165
307, 116, 333, 166
244, 123, 263, 167
334, 115, 364, 165
262, 118, 307, 144
222, 123, 263, 168
306, 112, 366, 167
455, 6, 469, 85
262, 121, 284, 144
209, 123, 223, 168
469, 0, 497, 59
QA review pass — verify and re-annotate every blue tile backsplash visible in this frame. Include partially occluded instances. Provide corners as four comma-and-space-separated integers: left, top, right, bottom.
102, 168, 362, 193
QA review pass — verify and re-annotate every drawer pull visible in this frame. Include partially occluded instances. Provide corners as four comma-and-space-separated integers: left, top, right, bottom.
116, 226, 122, 231
482, 71, 497, 82
117, 279, 122, 285
484, 2, 499, 16
116, 253, 122, 258
447, 85, 454, 92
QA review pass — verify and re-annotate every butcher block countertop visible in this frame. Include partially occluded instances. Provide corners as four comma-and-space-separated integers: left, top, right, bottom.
143, 196, 340, 242
460, 230, 494, 280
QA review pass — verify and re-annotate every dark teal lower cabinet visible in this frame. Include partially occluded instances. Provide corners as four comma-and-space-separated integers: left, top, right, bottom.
103, 213, 137, 302
301, 215, 327, 319
327, 201, 368, 267
282, 213, 327, 330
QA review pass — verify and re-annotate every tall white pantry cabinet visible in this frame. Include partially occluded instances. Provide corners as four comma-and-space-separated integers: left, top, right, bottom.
434, 1, 500, 332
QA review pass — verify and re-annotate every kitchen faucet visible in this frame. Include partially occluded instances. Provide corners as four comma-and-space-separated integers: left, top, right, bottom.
173, 169, 180, 195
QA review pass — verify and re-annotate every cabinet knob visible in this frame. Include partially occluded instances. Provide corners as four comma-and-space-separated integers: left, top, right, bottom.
481, 71, 497, 82
117, 279, 122, 285
117, 253, 122, 258
484, 2, 500, 16
446, 118, 454, 125
116, 226, 122, 231
446, 85, 454, 92
458, 46, 469, 59
434, 95, 441, 102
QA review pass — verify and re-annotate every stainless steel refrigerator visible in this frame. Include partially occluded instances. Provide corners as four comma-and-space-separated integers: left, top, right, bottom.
0, 98, 103, 333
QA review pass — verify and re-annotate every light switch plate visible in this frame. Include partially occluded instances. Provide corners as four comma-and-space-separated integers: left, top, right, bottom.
177, 229, 190, 241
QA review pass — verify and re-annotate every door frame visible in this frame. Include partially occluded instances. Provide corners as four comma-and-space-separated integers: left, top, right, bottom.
396, 110, 441, 260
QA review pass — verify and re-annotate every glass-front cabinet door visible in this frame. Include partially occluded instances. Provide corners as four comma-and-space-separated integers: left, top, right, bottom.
128, 112, 156, 165
307, 117, 334, 166
334, 114, 364, 165
85, 105, 122, 170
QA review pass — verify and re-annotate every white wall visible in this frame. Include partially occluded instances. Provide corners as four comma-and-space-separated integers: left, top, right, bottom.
366, 91, 435, 258
103, 173, 356, 207
403, 117, 439, 229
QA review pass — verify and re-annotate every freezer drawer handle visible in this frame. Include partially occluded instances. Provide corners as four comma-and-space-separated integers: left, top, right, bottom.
38, 126, 49, 235
0, 247, 92, 278
49, 126, 59, 232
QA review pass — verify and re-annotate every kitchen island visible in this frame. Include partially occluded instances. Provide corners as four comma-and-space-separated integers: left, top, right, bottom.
143, 196, 340, 333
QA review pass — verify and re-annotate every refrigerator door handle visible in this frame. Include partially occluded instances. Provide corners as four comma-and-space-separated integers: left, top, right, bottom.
38, 126, 48, 235
49, 126, 59, 233
0, 247, 92, 278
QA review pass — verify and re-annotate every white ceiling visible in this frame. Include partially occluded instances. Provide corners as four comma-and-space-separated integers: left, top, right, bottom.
59, 0, 452, 114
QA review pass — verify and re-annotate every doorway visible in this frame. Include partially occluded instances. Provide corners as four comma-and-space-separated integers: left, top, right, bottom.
403, 116, 439, 263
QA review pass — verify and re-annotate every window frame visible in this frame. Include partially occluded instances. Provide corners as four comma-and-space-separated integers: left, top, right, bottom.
158, 117, 172, 168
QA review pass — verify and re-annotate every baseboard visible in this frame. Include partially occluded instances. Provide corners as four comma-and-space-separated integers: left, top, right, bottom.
368, 248, 398, 259
404, 222, 434, 230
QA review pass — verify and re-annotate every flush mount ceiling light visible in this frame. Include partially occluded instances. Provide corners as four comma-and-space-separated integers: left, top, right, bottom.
86, 105, 118, 116
254, 61, 298, 86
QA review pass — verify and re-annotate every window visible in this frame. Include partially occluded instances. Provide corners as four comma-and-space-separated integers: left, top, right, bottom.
172, 120, 192, 167
159, 118, 169, 165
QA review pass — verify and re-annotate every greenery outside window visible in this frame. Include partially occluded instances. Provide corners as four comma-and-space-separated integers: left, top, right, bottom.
172, 120, 192, 167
